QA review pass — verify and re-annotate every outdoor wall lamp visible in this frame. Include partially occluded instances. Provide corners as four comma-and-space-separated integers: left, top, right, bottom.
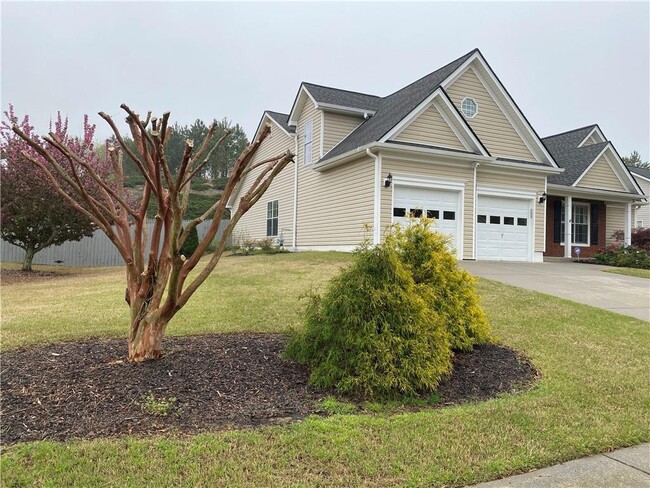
384, 173, 393, 188
538, 192, 547, 204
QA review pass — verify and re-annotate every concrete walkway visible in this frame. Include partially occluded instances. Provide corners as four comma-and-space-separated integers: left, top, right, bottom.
461, 261, 650, 322
469, 443, 650, 487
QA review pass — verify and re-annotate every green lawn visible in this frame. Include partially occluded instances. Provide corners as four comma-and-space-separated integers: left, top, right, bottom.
1, 253, 648, 487
602, 267, 650, 279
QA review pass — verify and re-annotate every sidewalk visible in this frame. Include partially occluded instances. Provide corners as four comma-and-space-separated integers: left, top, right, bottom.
470, 444, 650, 487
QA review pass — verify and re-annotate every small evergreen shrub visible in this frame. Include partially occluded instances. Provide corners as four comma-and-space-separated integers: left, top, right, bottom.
286, 243, 452, 398
180, 226, 200, 258
388, 219, 491, 351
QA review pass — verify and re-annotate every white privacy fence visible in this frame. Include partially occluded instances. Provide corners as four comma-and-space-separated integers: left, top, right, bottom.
1, 219, 230, 267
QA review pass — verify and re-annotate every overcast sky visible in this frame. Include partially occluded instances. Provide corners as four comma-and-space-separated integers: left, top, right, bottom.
2, 1, 649, 161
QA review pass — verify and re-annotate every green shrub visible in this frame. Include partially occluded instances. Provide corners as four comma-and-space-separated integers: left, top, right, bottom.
180, 226, 200, 258
388, 219, 491, 351
595, 246, 650, 269
286, 243, 452, 398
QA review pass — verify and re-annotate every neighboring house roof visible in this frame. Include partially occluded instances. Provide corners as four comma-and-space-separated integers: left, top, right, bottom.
265, 111, 295, 134
321, 49, 478, 162
629, 166, 650, 181
301, 83, 382, 112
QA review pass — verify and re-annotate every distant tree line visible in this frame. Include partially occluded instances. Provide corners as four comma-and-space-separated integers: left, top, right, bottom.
102, 118, 249, 180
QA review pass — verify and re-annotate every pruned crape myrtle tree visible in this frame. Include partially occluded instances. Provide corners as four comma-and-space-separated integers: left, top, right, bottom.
13, 105, 293, 361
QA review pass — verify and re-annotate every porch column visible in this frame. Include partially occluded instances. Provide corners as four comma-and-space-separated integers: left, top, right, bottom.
625, 202, 632, 246
564, 196, 572, 258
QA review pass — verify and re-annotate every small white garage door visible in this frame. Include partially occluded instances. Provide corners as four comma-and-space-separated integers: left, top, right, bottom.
476, 195, 532, 261
393, 185, 461, 254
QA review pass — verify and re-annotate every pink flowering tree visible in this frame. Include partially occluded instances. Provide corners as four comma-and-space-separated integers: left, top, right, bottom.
1, 106, 112, 271
12, 105, 293, 361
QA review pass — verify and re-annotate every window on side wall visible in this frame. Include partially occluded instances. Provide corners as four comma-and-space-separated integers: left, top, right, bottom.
267, 200, 279, 236
560, 202, 589, 245
303, 120, 313, 165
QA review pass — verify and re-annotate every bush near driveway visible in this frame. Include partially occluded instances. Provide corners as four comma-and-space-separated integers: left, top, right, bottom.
287, 220, 491, 398
594, 245, 650, 269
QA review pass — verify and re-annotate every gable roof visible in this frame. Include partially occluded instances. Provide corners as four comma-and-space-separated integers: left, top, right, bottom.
542, 128, 643, 194
321, 49, 478, 161
543, 140, 609, 185
301, 83, 382, 112
265, 111, 295, 134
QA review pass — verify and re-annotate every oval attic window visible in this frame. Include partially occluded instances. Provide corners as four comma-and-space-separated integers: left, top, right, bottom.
461, 97, 477, 118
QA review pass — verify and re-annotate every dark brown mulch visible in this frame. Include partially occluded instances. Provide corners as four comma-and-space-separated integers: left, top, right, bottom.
1, 269, 72, 285
0, 334, 538, 445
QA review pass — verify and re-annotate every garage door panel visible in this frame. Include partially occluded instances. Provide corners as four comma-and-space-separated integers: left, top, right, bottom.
393, 185, 461, 256
477, 195, 532, 261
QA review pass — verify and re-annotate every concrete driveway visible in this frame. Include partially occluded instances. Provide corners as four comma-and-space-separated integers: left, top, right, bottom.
461, 261, 650, 322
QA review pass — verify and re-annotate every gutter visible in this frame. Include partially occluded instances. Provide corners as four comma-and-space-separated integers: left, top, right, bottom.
367, 148, 381, 245
547, 183, 647, 201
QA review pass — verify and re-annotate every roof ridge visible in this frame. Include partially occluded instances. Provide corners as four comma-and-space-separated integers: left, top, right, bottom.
384, 48, 478, 98
302, 82, 381, 99
542, 124, 598, 141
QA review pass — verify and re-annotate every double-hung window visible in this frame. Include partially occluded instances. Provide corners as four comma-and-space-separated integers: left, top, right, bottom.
560, 202, 589, 245
303, 120, 313, 165
266, 200, 278, 237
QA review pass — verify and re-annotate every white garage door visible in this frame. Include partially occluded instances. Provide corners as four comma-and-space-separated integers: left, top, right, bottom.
477, 195, 532, 261
393, 185, 461, 255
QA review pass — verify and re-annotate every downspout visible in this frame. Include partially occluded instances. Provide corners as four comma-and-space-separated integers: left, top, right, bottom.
472, 161, 479, 259
292, 134, 299, 251
367, 148, 381, 246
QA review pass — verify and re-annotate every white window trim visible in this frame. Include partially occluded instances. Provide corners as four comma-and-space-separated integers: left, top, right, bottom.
303, 120, 313, 165
266, 200, 279, 237
460, 97, 478, 118
560, 201, 590, 246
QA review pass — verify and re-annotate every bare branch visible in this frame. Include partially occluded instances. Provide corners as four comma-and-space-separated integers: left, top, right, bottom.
180, 129, 232, 189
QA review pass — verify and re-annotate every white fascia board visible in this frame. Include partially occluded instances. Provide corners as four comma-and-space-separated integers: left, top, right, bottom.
577, 126, 606, 147
435, 92, 490, 156
547, 183, 646, 201
631, 171, 650, 183
317, 103, 376, 117
254, 113, 291, 140
380, 88, 446, 142
312, 141, 484, 172
480, 159, 564, 175
288, 85, 318, 126
441, 52, 559, 168
608, 147, 645, 195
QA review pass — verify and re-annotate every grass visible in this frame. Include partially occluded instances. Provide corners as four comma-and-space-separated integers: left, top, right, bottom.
602, 267, 650, 279
1, 253, 648, 487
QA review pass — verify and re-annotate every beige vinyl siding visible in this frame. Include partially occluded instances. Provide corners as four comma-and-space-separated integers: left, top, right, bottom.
606, 205, 626, 245
394, 104, 466, 150
578, 154, 627, 192
634, 178, 650, 227
477, 170, 546, 252
322, 112, 363, 154
231, 124, 295, 247
446, 67, 536, 162
296, 99, 375, 247
379, 157, 474, 259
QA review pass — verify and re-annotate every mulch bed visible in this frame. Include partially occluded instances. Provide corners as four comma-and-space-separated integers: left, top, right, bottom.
1, 334, 538, 446
1, 269, 72, 286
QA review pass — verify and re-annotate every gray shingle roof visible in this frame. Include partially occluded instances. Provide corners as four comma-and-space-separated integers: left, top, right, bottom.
544, 141, 609, 185
629, 166, 650, 181
265, 111, 295, 134
302, 83, 382, 112
541, 125, 596, 156
320, 49, 479, 162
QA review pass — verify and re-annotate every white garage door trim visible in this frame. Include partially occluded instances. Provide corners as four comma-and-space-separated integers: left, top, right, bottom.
391, 174, 465, 259
476, 187, 535, 262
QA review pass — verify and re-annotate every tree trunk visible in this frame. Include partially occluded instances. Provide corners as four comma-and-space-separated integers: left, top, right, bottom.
128, 314, 168, 362
22, 246, 36, 272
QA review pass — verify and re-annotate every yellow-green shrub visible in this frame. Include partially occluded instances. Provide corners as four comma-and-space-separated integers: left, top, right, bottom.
285, 243, 452, 398
388, 219, 491, 351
